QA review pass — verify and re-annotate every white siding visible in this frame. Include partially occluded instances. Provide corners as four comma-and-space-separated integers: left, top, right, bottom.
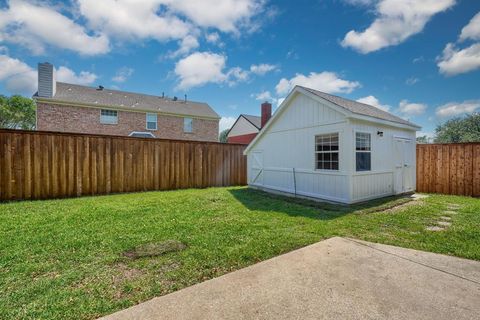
247, 93, 350, 203
350, 120, 416, 202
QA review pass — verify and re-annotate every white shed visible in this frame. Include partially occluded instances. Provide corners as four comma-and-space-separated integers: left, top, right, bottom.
244, 86, 421, 204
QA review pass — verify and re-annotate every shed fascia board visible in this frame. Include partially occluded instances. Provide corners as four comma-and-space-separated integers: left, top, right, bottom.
349, 114, 421, 131
34, 97, 221, 121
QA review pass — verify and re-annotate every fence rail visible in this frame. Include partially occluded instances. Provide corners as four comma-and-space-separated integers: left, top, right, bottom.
416, 143, 480, 196
0, 129, 247, 201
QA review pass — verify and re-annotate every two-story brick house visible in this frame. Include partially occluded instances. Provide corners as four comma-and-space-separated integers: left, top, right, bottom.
34, 63, 220, 141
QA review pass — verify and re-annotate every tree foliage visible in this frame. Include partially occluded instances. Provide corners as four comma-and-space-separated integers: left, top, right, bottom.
219, 129, 229, 143
0, 95, 36, 130
434, 113, 480, 143
416, 135, 429, 144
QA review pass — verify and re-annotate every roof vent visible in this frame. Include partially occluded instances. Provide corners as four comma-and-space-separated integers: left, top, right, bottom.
97, 85, 104, 91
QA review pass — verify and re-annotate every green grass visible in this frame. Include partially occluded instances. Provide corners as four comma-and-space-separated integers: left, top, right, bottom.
0, 187, 479, 319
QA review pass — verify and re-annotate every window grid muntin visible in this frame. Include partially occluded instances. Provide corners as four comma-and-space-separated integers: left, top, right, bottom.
315, 133, 339, 171
100, 109, 118, 124
355, 132, 371, 171
146, 113, 157, 130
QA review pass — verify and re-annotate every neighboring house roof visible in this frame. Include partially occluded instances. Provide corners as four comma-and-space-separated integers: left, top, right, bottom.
226, 114, 261, 137
300, 86, 418, 128
34, 82, 220, 119
241, 114, 261, 130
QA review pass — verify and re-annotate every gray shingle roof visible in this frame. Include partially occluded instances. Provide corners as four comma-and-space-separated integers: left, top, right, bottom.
241, 114, 261, 129
34, 82, 220, 119
300, 86, 420, 128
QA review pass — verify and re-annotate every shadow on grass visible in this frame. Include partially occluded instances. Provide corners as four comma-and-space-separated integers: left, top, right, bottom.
229, 188, 412, 221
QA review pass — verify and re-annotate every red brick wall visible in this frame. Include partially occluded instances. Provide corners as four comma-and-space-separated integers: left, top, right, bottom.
227, 133, 257, 145
36, 102, 219, 142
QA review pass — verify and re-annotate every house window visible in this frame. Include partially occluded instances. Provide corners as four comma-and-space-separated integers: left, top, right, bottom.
315, 133, 339, 170
100, 109, 118, 124
146, 113, 157, 130
356, 132, 371, 171
184, 117, 193, 133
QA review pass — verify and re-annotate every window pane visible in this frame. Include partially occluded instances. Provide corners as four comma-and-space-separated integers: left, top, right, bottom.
100, 109, 117, 124
184, 117, 193, 133
146, 113, 157, 130
315, 133, 339, 171
356, 132, 371, 151
356, 152, 371, 171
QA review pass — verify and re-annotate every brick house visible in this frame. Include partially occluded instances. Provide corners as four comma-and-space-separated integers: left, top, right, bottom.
34, 63, 220, 142
226, 102, 272, 144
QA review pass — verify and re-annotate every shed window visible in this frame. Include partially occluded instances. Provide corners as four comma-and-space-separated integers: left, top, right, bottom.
146, 113, 157, 130
315, 133, 339, 170
100, 109, 118, 124
184, 117, 193, 133
356, 132, 371, 171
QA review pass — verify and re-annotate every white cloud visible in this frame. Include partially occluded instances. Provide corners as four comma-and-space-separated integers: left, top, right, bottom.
405, 77, 419, 85
56, 66, 97, 85
206, 32, 220, 44
219, 116, 236, 132
459, 12, 480, 42
275, 71, 360, 96
174, 52, 274, 90
341, 0, 455, 54
356, 95, 391, 112
166, 35, 200, 59
0, 0, 109, 55
250, 64, 278, 75
435, 100, 480, 118
0, 54, 97, 95
174, 52, 228, 90
437, 43, 480, 76
398, 100, 427, 116
112, 67, 134, 83
166, 0, 264, 33
254, 90, 274, 101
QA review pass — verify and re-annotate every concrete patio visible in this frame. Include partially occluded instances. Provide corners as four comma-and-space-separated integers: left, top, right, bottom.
101, 237, 480, 320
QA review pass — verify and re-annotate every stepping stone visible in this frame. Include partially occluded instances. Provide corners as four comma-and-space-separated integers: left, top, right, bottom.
426, 226, 445, 231
440, 216, 452, 221
437, 221, 452, 227
447, 204, 461, 210
444, 210, 458, 215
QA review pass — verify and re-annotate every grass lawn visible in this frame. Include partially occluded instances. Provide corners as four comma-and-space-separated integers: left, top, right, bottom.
1, 187, 479, 319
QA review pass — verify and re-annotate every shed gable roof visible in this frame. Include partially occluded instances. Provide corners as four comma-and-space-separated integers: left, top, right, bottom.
300, 86, 418, 128
244, 85, 420, 154
34, 82, 220, 119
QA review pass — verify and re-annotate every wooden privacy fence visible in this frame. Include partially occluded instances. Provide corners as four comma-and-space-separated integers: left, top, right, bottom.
0, 129, 247, 201
416, 143, 480, 196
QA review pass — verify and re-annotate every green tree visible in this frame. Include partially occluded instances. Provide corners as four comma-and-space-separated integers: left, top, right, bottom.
416, 135, 429, 144
434, 113, 480, 143
0, 95, 36, 130
219, 129, 229, 143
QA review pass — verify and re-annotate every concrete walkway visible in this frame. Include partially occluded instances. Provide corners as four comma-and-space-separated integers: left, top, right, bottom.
101, 237, 480, 320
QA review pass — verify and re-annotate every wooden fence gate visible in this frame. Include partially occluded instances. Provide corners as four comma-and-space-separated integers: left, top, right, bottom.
0, 129, 247, 201
416, 143, 480, 196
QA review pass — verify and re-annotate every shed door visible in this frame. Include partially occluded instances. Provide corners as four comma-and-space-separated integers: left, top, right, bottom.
394, 138, 414, 194
250, 151, 264, 185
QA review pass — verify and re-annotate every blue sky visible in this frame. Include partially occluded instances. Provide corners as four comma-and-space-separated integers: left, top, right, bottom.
1, 0, 480, 137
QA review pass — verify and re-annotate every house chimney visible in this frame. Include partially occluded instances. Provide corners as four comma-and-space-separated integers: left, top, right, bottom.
261, 101, 272, 128
38, 62, 56, 98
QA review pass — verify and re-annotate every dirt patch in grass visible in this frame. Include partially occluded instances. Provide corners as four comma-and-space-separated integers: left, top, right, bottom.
380, 199, 424, 214
123, 240, 187, 259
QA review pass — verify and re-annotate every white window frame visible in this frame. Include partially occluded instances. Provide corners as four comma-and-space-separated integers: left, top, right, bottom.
314, 132, 339, 171
355, 131, 372, 172
146, 113, 157, 131
183, 117, 193, 133
100, 109, 118, 125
